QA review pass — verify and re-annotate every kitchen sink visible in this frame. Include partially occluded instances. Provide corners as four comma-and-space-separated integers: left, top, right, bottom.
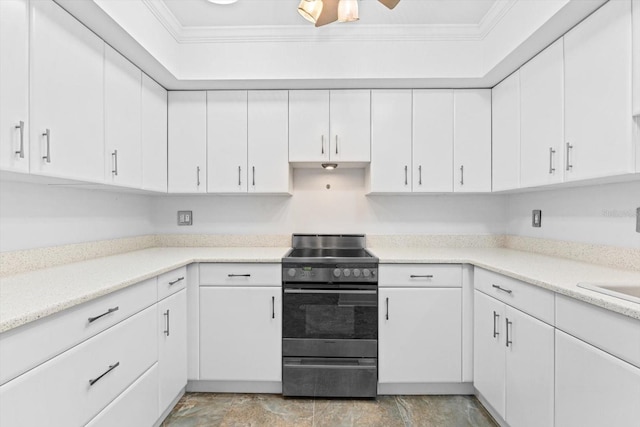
577, 283, 640, 304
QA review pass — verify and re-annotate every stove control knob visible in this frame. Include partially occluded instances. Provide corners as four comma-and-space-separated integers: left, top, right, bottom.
343, 269, 351, 277
333, 268, 342, 278
287, 268, 296, 278
362, 269, 371, 278
353, 269, 361, 278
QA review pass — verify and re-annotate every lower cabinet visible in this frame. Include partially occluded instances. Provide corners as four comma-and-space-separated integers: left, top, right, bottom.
199, 286, 281, 382
158, 289, 187, 412
474, 290, 554, 427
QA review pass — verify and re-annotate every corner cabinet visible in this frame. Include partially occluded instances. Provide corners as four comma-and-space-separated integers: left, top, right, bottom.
492, 71, 520, 192
141, 74, 168, 193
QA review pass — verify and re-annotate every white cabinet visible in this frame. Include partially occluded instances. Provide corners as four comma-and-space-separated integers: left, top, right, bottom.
369, 89, 413, 193
0, 0, 29, 173
248, 90, 290, 193
104, 45, 142, 188
555, 330, 640, 427
412, 90, 454, 192
289, 90, 330, 162
158, 289, 187, 413
29, 0, 104, 182
199, 286, 281, 382
168, 91, 207, 193
141, 74, 168, 192
492, 72, 520, 192
634, 0, 640, 116
564, 0, 635, 181
453, 90, 492, 192
474, 290, 554, 427
520, 39, 565, 188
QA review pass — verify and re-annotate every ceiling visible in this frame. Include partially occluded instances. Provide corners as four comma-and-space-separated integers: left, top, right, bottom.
161, 0, 499, 28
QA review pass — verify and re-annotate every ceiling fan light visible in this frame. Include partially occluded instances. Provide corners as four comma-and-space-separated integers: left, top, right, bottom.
338, 0, 359, 22
298, 0, 323, 24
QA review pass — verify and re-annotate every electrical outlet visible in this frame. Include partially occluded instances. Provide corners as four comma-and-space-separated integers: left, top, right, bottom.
532, 210, 542, 228
178, 210, 193, 226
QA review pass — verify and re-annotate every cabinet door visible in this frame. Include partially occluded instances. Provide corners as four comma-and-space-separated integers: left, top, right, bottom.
248, 90, 290, 194
199, 287, 281, 382
207, 91, 248, 193
30, 0, 104, 182
104, 46, 142, 188
289, 90, 329, 162
412, 90, 454, 193
329, 90, 370, 162
564, 0, 634, 181
369, 90, 413, 193
504, 306, 554, 427
158, 289, 187, 414
555, 330, 640, 427
492, 72, 520, 191
168, 91, 207, 193
473, 291, 506, 419
379, 288, 462, 383
520, 39, 565, 188
453, 90, 492, 192
0, 0, 29, 173
141, 74, 168, 192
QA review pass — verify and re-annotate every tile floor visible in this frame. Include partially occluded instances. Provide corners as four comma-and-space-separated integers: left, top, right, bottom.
162, 393, 498, 427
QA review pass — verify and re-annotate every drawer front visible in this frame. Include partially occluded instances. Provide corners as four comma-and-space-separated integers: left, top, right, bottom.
0, 305, 157, 427
158, 266, 187, 300
379, 264, 462, 288
0, 278, 157, 385
474, 268, 555, 325
85, 364, 160, 427
556, 294, 640, 368
199, 263, 281, 287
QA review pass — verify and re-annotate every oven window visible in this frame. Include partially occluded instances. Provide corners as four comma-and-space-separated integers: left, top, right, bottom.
305, 305, 355, 336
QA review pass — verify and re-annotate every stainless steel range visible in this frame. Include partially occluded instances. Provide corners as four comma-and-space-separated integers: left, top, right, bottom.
281, 234, 379, 398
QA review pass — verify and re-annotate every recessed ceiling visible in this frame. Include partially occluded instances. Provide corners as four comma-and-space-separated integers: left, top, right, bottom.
162, 0, 498, 28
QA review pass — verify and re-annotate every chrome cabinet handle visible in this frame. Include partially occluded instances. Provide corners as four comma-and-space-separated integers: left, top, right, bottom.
15, 121, 24, 158
252, 166, 255, 186
492, 284, 512, 294
566, 142, 573, 171
321, 135, 325, 155
271, 296, 275, 319
42, 129, 51, 163
404, 166, 408, 185
238, 166, 241, 186
460, 165, 464, 186
505, 318, 513, 347
168, 277, 184, 286
418, 165, 422, 185
385, 297, 389, 320
335, 135, 339, 154
228, 274, 251, 277
111, 150, 118, 176
196, 166, 201, 186
88, 306, 119, 323
164, 309, 170, 336
89, 362, 120, 386
493, 311, 500, 338
410, 274, 433, 279
549, 147, 556, 174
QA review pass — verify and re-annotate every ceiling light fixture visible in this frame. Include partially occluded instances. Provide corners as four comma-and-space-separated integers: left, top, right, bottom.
322, 163, 338, 170
298, 0, 323, 24
338, 0, 359, 22
298, 0, 399, 27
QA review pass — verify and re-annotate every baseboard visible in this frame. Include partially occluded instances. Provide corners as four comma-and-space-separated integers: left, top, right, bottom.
474, 389, 509, 427
377, 382, 474, 395
187, 380, 282, 394
154, 386, 186, 427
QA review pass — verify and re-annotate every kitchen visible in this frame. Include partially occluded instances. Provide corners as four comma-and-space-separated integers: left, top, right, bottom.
0, 0, 639, 426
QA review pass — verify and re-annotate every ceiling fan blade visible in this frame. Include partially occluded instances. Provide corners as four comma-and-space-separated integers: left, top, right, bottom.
378, 0, 400, 10
315, 0, 339, 27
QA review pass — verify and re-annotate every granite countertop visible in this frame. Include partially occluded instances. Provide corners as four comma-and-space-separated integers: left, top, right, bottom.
1, 246, 639, 333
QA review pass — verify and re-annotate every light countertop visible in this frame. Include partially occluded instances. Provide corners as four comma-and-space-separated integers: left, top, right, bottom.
1, 246, 638, 333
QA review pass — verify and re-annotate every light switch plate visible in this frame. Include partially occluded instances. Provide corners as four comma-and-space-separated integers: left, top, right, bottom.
178, 210, 193, 226
532, 210, 542, 228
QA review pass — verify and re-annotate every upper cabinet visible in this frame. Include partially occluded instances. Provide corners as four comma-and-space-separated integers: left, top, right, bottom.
168, 91, 207, 193
0, 0, 29, 174
104, 46, 142, 188
453, 90, 492, 193
492, 71, 520, 192
519, 39, 565, 189
564, 0, 635, 181
633, 0, 639, 117
141, 74, 168, 193
289, 90, 370, 163
29, 0, 105, 183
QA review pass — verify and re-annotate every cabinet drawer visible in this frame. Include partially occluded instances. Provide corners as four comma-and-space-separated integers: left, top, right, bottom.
158, 266, 187, 300
0, 278, 157, 385
474, 268, 554, 325
199, 263, 281, 287
556, 294, 640, 368
0, 305, 157, 427
379, 264, 462, 288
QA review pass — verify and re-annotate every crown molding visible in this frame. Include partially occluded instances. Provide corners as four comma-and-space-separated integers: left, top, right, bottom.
142, 0, 518, 44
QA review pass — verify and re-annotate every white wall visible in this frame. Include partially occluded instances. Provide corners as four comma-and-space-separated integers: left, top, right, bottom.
151, 168, 507, 236
0, 180, 154, 252
504, 180, 640, 248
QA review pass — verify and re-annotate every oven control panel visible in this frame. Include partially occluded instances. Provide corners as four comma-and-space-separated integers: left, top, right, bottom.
283, 265, 378, 283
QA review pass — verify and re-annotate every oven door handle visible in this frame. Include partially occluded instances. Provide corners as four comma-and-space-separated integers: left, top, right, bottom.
283, 289, 377, 295
283, 363, 376, 370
